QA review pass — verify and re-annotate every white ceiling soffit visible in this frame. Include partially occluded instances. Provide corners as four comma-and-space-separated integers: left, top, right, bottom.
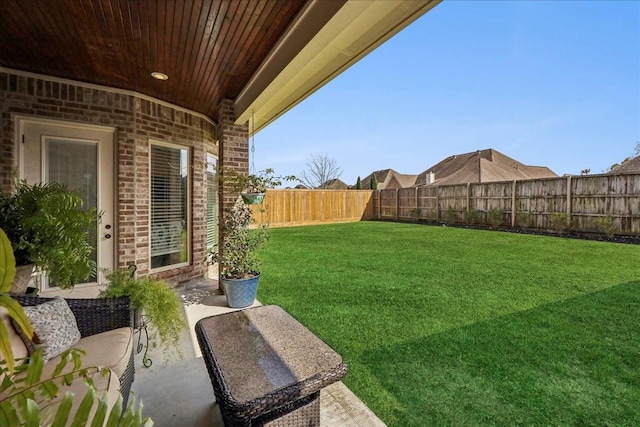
235, 0, 441, 134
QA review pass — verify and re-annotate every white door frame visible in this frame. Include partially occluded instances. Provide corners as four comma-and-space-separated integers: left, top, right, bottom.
14, 115, 116, 294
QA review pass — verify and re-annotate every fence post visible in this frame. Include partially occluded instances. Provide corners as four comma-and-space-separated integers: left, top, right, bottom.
374, 190, 378, 219
511, 180, 517, 227
343, 191, 347, 219
436, 186, 440, 222
466, 183, 471, 219
566, 175, 572, 231
395, 189, 400, 220
415, 187, 419, 219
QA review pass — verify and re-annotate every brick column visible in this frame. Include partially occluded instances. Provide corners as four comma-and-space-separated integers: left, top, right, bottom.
216, 99, 249, 285
217, 98, 249, 211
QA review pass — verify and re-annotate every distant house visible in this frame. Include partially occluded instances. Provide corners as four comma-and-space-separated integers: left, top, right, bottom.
360, 169, 417, 190
609, 156, 640, 174
414, 148, 557, 187
321, 178, 349, 189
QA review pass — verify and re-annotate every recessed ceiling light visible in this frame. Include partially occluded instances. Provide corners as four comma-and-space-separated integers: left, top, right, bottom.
151, 71, 168, 80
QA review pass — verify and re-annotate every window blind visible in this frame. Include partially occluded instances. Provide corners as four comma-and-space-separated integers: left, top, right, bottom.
150, 144, 188, 266
206, 154, 217, 251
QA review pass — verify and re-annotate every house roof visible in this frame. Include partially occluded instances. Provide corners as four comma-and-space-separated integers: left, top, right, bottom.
322, 179, 349, 190
360, 169, 417, 189
415, 148, 557, 186
611, 156, 640, 174
361, 169, 391, 190
0, 0, 441, 132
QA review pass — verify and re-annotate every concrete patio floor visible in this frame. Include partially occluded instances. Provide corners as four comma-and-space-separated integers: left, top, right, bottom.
131, 280, 386, 427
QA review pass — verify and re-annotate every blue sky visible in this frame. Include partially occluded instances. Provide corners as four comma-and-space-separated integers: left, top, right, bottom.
254, 0, 640, 186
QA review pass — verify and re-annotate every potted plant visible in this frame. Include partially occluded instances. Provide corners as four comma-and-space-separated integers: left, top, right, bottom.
222, 168, 296, 205
210, 168, 296, 307
99, 267, 187, 356
208, 202, 268, 308
0, 180, 98, 294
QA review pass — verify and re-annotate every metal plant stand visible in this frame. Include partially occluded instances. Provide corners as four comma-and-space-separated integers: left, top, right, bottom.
134, 315, 152, 368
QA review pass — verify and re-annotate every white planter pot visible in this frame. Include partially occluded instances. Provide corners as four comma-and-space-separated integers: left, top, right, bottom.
12, 264, 35, 295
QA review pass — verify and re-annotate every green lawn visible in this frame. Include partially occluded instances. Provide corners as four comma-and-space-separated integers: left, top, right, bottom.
257, 221, 640, 427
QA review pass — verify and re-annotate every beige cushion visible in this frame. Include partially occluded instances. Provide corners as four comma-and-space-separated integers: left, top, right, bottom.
42, 327, 134, 380
18, 297, 81, 362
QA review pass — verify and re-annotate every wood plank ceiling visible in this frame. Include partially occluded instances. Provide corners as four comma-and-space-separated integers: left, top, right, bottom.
0, 0, 308, 123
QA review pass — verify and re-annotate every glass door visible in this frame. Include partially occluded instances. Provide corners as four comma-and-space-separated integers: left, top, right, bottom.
20, 118, 115, 291
44, 138, 99, 283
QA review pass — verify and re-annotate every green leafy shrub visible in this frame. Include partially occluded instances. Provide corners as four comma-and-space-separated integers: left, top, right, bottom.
208, 203, 269, 279
516, 211, 532, 230
487, 208, 505, 227
445, 207, 458, 223
211, 168, 293, 282
465, 209, 480, 225
549, 212, 570, 233
594, 214, 616, 238
0, 181, 98, 289
100, 268, 186, 356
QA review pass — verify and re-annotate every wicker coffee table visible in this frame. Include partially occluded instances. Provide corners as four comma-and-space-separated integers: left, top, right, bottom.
195, 305, 347, 426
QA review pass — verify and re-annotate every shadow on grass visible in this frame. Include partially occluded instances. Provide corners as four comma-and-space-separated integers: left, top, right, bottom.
362, 281, 640, 427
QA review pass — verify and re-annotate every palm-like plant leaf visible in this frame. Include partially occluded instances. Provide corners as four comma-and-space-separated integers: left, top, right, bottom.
0, 228, 34, 374
1, 349, 153, 426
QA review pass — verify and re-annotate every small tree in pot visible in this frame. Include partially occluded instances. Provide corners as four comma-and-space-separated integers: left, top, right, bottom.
212, 169, 297, 308
211, 168, 295, 308
0, 180, 97, 293
208, 202, 269, 308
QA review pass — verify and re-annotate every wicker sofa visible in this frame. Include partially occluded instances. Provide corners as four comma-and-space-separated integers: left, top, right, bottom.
1, 295, 135, 416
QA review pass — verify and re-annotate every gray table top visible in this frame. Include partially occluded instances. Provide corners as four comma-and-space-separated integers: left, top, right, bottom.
196, 305, 345, 404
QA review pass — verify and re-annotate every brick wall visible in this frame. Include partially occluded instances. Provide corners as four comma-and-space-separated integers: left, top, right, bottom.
0, 70, 222, 285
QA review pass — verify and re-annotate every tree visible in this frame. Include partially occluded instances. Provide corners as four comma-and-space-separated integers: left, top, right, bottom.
300, 153, 343, 189
371, 174, 378, 190
355, 176, 362, 190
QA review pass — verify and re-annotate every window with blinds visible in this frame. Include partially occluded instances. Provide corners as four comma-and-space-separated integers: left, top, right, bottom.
206, 154, 218, 252
150, 143, 189, 269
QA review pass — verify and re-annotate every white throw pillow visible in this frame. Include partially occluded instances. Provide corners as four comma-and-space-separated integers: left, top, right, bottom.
18, 297, 81, 362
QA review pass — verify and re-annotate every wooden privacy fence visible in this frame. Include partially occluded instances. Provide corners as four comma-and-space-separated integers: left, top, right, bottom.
374, 173, 640, 236
252, 189, 374, 227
